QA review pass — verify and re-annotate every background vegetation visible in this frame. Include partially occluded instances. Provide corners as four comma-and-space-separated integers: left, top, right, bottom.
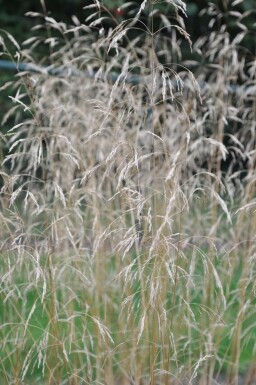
0, 1, 256, 385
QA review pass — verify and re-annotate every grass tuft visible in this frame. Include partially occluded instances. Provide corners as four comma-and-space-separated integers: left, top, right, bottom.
0, 1, 256, 384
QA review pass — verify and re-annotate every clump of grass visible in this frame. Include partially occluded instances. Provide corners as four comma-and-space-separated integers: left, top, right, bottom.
0, 1, 256, 384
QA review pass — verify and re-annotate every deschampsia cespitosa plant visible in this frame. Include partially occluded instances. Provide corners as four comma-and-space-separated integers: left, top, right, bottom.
0, 0, 256, 384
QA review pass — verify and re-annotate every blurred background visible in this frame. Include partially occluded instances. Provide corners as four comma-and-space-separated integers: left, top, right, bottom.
0, 0, 255, 58
0, 1, 255, 34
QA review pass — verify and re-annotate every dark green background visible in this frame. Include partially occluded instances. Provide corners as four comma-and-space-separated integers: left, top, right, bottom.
0, 0, 255, 45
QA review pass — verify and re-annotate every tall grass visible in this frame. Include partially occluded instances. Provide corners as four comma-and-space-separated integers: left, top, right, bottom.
0, 1, 256, 384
